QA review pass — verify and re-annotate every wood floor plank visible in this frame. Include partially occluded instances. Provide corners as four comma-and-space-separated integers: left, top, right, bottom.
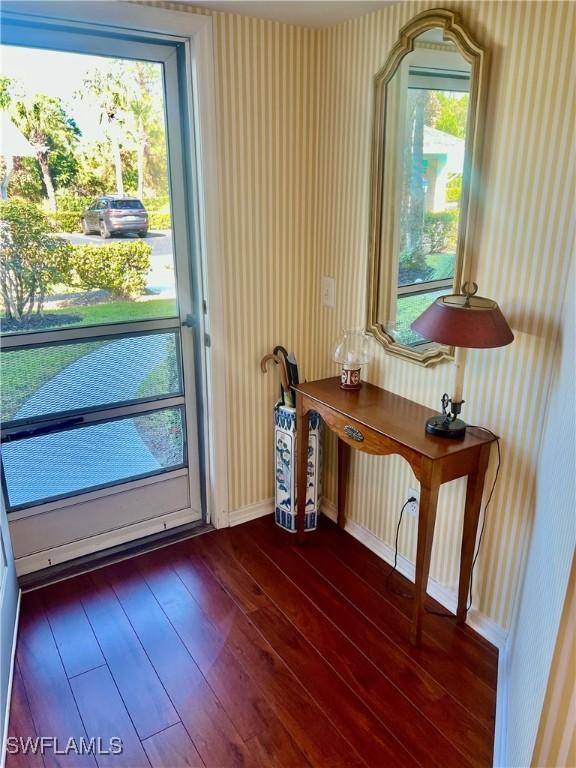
103, 559, 254, 768
142, 724, 204, 768
9, 518, 497, 768
297, 529, 499, 701
70, 665, 150, 768
248, 521, 496, 744
16, 593, 96, 768
217, 525, 489, 768
137, 552, 314, 768
5, 663, 45, 768
41, 580, 105, 679
139, 550, 358, 768
180, 537, 269, 613
316, 518, 499, 671
171, 539, 418, 768
76, 572, 179, 740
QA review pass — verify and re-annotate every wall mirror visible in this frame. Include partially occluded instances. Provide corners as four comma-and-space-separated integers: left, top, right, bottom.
366, 10, 488, 365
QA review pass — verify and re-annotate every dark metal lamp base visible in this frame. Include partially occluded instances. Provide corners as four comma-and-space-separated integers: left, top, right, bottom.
425, 415, 467, 439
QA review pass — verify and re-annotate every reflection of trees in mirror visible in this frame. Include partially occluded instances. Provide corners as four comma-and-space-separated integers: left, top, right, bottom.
395, 79, 465, 354
399, 88, 465, 287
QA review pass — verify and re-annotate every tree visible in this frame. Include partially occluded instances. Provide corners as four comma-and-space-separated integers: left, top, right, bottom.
432, 92, 469, 139
0, 76, 18, 109
73, 140, 138, 197
8, 157, 44, 202
404, 89, 427, 259
0, 199, 73, 321
80, 69, 128, 196
126, 62, 156, 199
11, 95, 81, 211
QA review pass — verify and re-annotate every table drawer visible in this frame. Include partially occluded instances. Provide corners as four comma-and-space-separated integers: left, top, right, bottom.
317, 407, 386, 454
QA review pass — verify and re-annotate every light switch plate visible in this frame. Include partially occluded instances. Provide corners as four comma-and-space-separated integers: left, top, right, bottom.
322, 276, 335, 308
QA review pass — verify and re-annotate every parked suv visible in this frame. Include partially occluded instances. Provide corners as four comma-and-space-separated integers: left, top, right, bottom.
81, 196, 149, 238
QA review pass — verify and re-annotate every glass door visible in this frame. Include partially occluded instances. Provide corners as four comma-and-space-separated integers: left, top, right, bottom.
0, 17, 204, 565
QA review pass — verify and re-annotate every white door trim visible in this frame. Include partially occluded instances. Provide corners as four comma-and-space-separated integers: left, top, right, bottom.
1, 1, 229, 528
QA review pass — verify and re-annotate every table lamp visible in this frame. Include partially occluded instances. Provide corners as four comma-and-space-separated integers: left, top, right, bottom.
333, 329, 371, 390
411, 282, 514, 438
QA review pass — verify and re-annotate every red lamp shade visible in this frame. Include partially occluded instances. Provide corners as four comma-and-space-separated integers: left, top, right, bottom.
411, 292, 514, 349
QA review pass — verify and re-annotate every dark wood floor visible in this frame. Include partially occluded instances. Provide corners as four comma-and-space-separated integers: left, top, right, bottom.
6, 516, 497, 768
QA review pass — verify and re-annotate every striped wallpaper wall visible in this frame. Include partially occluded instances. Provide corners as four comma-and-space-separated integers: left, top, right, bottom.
532, 556, 576, 768
146, 2, 575, 637
314, 0, 575, 631
150, 1, 322, 511
504, 256, 575, 768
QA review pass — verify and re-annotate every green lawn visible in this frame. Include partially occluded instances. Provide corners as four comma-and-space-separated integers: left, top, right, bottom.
1, 298, 179, 422
393, 251, 455, 346
46, 298, 178, 329
427, 252, 455, 280
136, 336, 180, 399
1, 341, 106, 421
395, 287, 449, 347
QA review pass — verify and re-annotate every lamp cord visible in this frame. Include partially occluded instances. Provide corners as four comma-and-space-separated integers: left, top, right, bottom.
386, 498, 414, 598
386, 427, 501, 616
465, 426, 501, 612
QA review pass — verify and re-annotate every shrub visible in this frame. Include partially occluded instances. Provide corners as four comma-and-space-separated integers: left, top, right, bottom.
51, 211, 82, 232
54, 191, 94, 213
143, 195, 170, 212
70, 240, 151, 298
148, 212, 171, 230
422, 209, 459, 254
446, 174, 462, 203
36, 192, 92, 232
0, 198, 73, 320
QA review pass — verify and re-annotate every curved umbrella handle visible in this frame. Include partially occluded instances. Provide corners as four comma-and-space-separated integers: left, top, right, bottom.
260, 352, 293, 407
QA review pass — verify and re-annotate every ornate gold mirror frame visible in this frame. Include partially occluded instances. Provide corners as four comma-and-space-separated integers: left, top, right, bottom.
365, 9, 488, 365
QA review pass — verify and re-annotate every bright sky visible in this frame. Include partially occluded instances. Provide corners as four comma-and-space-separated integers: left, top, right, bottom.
0, 44, 163, 146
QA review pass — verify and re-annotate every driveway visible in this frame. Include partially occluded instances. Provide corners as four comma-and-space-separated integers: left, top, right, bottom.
59, 230, 175, 296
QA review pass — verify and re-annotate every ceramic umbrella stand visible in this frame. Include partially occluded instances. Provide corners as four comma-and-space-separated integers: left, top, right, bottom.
274, 403, 322, 533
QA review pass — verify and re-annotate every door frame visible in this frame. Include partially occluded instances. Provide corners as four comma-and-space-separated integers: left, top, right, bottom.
1, 2, 229, 529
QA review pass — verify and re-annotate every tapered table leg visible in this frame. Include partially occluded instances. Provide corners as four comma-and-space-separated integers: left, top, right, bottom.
337, 438, 351, 529
411, 478, 439, 645
296, 394, 309, 545
457, 443, 491, 622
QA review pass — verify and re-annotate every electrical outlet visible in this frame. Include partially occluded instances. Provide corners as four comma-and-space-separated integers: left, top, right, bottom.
405, 487, 419, 516
321, 276, 335, 308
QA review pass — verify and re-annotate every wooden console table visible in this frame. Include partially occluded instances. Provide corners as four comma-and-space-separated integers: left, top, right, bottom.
294, 377, 496, 645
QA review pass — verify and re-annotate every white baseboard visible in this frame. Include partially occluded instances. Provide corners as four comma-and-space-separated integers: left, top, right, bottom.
229, 498, 274, 527
1, 589, 21, 768
15, 508, 200, 576
321, 499, 507, 650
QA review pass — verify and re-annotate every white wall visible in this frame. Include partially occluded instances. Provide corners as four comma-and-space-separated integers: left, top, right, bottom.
500, 261, 575, 767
